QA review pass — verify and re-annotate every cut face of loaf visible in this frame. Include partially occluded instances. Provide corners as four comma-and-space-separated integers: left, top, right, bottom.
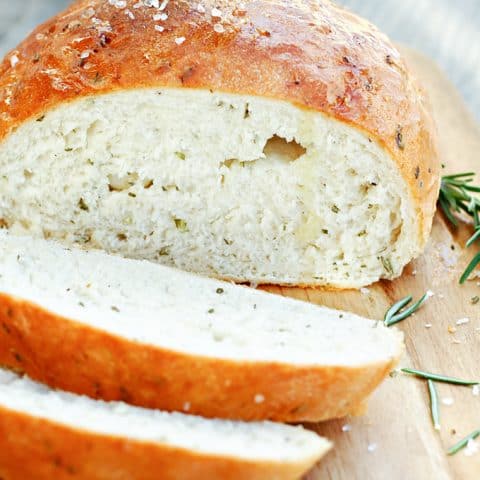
0, 369, 330, 480
3, 89, 413, 287
0, 232, 403, 422
0, 0, 440, 288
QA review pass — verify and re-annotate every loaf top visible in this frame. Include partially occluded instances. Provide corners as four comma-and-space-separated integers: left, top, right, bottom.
0, 0, 439, 242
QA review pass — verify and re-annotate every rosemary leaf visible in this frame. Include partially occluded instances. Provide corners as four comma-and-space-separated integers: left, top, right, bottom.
384, 293, 427, 327
384, 295, 412, 325
466, 227, 480, 248
380, 256, 394, 275
438, 195, 458, 227
427, 379, 440, 431
442, 172, 475, 180
401, 368, 478, 386
447, 429, 480, 455
459, 251, 480, 284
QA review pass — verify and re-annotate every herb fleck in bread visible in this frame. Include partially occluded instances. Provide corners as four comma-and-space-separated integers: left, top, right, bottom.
0, 232, 403, 422
0, 0, 439, 288
0, 369, 330, 480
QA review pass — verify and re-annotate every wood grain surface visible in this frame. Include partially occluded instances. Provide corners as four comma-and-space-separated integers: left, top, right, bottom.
265, 47, 480, 480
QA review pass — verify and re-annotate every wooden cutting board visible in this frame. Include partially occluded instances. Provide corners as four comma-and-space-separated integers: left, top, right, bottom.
263, 47, 480, 480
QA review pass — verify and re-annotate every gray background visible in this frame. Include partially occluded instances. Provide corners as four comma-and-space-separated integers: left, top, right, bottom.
0, 0, 479, 121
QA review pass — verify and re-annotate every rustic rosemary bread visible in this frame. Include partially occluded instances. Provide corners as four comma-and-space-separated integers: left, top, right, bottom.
0, 232, 403, 422
0, 369, 330, 480
0, 0, 439, 288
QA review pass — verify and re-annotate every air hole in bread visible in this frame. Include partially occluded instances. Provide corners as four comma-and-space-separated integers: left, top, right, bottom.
262, 135, 306, 162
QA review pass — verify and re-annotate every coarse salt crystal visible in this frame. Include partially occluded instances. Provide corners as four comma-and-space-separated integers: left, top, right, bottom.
254, 394, 265, 404
92, 18, 112, 33
197, 4, 206, 13
442, 397, 454, 406
456, 318, 470, 326
175, 36, 186, 45
367, 443, 377, 453
108, 0, 127, 8
183, 401, 191, 411
159, 0, 169, 10
213, 23, 225, 33
125, 9, 135, 19
360, 287, 370, 295
411, 269, 417, 275
464, 439, 479, 457
341, 424, 351, 432
211, 7, 222, 17
473, 385, 480, 396
145, 0, 160, 7
425, 323, 432, 328
154, 25, 165, 32
426, 290, 435, 298
133, 1, 143, 8
154, 13, 168, 21
10, 55, 19, 68
80, 51, 90, 59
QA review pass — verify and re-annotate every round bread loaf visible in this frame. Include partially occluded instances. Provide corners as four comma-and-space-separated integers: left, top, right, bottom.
0, 0, 439, 287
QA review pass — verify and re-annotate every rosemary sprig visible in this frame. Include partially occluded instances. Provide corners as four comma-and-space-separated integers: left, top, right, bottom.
427, 379, 440, 431
383, 293, 427, 327
447, 429, 480, 455
401, 368, 478, 386
438, 172, 480, 283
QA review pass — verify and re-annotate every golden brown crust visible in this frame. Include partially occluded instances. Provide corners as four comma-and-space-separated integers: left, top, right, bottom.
0, 0, 439, 249
0, 293, 400, 423
0, 406, 324, 480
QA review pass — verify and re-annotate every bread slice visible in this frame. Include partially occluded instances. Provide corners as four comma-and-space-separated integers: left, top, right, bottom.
0, 232, 402, 422
0, 0, 439, 288
0, 368, 330, 480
